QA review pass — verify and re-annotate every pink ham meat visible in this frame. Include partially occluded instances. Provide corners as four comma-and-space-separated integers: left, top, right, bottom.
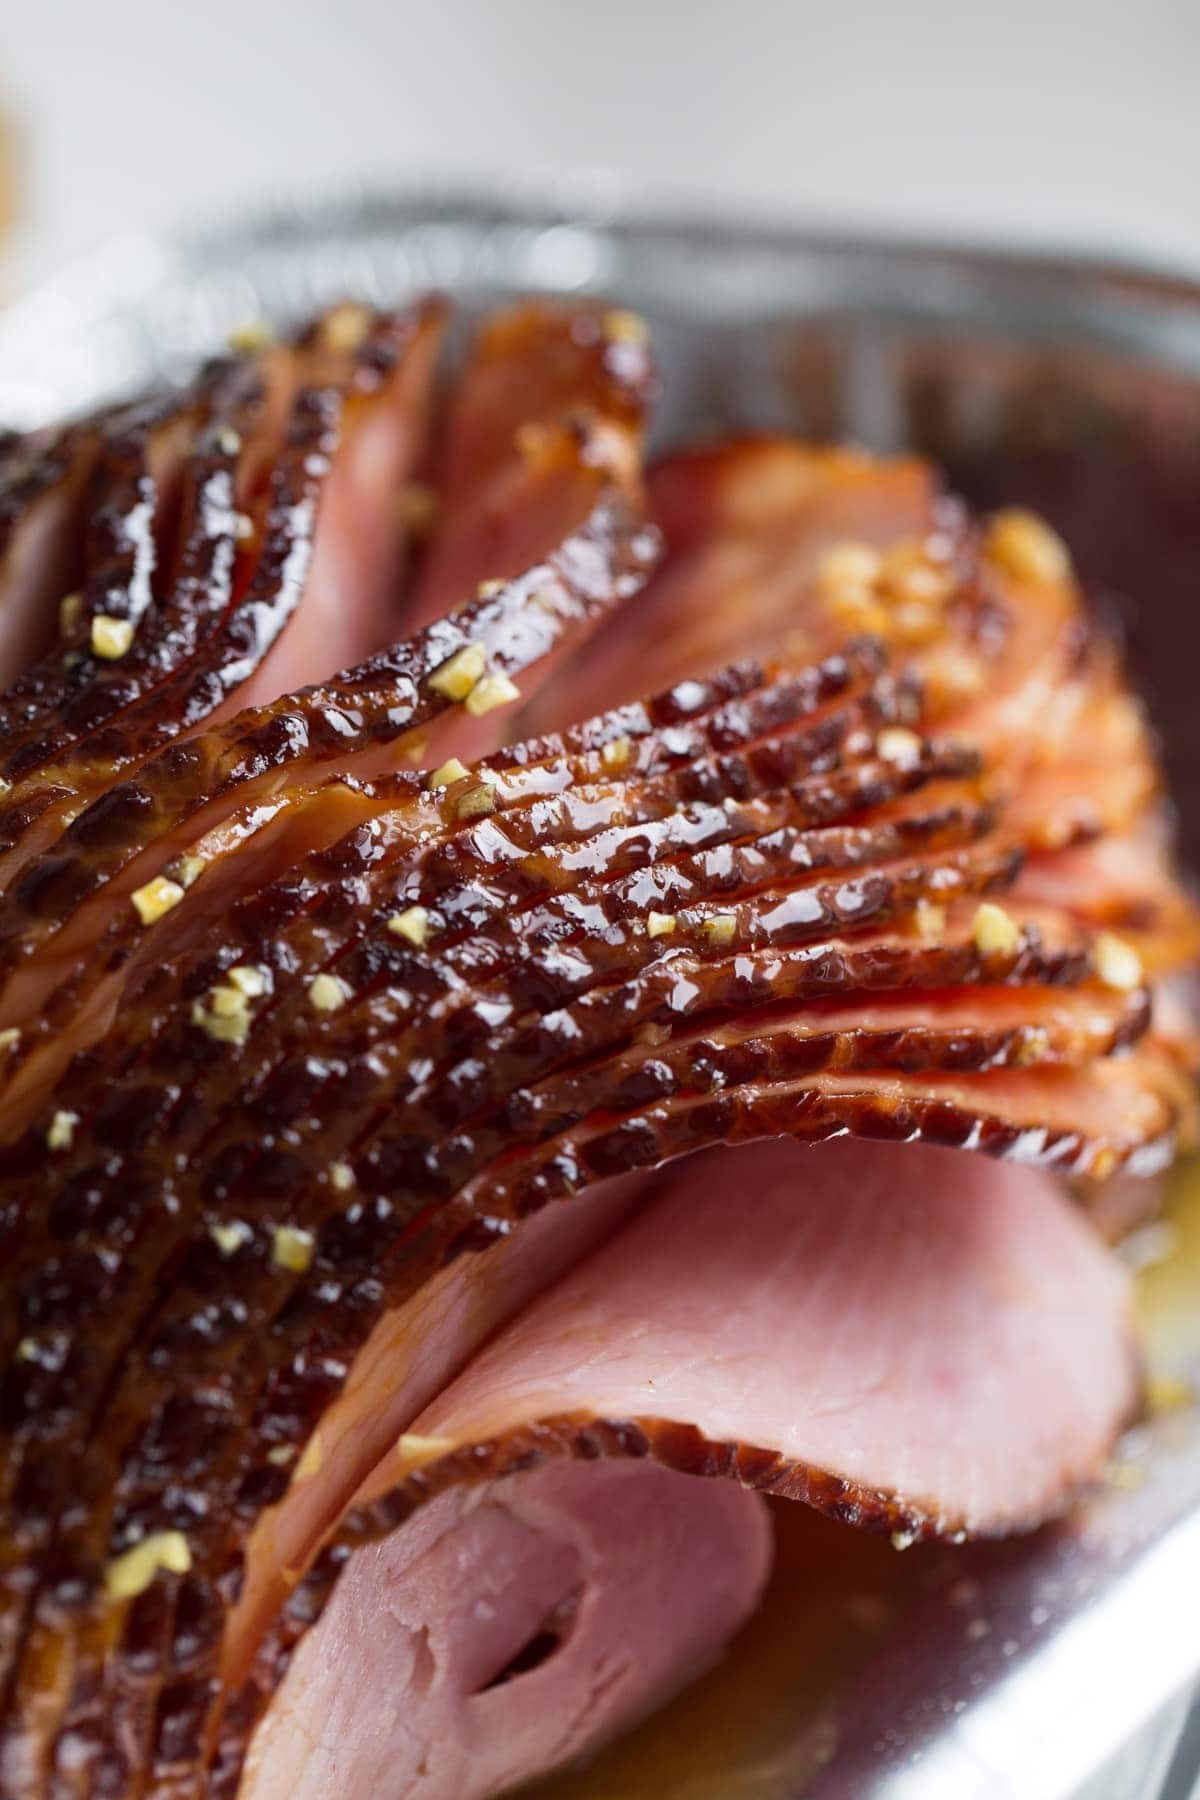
244, 1137, 1138, 1799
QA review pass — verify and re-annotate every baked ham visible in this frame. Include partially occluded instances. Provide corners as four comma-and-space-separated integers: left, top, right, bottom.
0, 297, 1194, 1799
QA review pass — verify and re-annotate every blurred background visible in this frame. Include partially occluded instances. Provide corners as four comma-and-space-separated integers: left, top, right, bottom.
4, 0, 1200, 292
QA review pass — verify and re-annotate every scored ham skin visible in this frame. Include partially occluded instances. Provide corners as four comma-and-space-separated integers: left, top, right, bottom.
0, 297, 1194, 1799
242, 1137, 1136, 1800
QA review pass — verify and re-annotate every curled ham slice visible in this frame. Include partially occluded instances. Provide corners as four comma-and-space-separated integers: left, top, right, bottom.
242, 1138, 1137, 1798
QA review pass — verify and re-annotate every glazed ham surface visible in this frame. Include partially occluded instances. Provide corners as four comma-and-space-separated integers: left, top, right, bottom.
0, 297, 1195, 1800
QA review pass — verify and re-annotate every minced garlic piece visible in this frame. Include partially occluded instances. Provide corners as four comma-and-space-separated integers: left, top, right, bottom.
456, 785, 496, 821
1094, 931, 1143, 993
395, 1433, 457, 1472
47, 1110, 78, 1152
704, 913, 737, 947
215, 426, 242, 456
876, 726, 922, 768
91, 614, 135, 660
985, 509, 1071, 585
465, 671, 520, 718
191, 983, 252, 1046
323, 303, 372, 354
308, 973, 349, 1012
646, 911, 677, 939
477, 578, 506, 598
878, 540, 954, 607
233, 512, 255, 543
174, 854, 208, 889
816, 541, 883, 595
427, 757, 469, 790
272, 1225, 315, 1273
601, 736, 632, 771
228, 318, 274, 352
267, 1444, 298, 1466
602, 308, 649, 346
397, 482, 438, 538
105, 1531, 192, 1601
515, 421, 552, 464
329, 1161, 355, 1192
296, 1431, 324, 1478
131, 876, 185, 926
0, 1027, 19, 1052
59, 591, 83, 634
428, 642, 487, 703
209, 984, 248, 1020
972, 901, 1020, 957
209, 1220, 251, 1256
16, 1338, 39, 1362
388, 905, 429, 948
227, 964, 271, 999
914, 900, 947, 940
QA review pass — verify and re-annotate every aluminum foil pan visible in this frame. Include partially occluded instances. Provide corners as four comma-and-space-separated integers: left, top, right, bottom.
2, 185, 1199, 1800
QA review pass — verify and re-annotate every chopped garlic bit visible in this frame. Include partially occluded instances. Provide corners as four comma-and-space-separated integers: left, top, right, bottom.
191, 979, 254, 1046
228, 318, 274, 353
91, 614, 136, 660
601, 736, 632, 771
215, 425, 242, 456
704, 913, 737, 948
465, 671, 520, 718
388, 905, 429, 948
266, 1443, 298, 1466
105, 1530, 192, 1601
477, 578, 506, 598
428, 642, 487, 703
227, 964, 271, 999
209, 1220, 251, 1256
329, 1161, 355, 1193
816, 541, 883, 597
985, 509, 1072, 585
323, 302, 372, 354
876, 726, 922, 768
427, 757, 469, 790
878, 539, 954, 607
515, 421, 552, 464
456, 784, 497, 822
914, 899, 947, 940
646, 911, 677, 939
395, 1432, 457, 1471
59, 591, 83, 634
397, 482, 438, 537
46, 1109, 78, 1152
972, 901, 1021, 958
1091, 1147, 1119, 1182
1094, 931, 1143, 993
173, 854, 208, 889
0, 1027, 19, 1052
16, 1337, 39, 1363
602, 308, 649, 347
272, 1225, 315, 1274
308, 973, 349, 1013
233, 511, 255, 542
296, 1430, 324, 1478
132, 876, 185, 926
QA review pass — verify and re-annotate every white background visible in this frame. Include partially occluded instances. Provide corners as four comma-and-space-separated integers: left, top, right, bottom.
2, 0, 1200, 291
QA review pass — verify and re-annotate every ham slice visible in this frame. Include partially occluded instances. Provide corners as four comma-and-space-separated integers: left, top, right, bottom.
0, 301, 1194, 1800
242, 1137, 1138, 1798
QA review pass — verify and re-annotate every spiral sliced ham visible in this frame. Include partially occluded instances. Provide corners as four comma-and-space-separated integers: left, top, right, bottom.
0, 297, 1194, 1800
